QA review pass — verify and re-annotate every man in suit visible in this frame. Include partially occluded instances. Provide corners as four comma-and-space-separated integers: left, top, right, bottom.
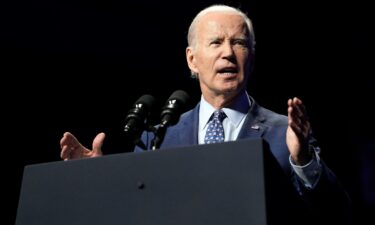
60, 4, 351, 224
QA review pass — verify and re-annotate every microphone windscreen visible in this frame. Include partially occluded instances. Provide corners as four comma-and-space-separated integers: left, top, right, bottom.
167, 90, 190, 105
135, 94, 157, 110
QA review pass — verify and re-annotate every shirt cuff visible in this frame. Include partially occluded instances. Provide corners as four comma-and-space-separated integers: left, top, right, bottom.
289, 150, 322, 189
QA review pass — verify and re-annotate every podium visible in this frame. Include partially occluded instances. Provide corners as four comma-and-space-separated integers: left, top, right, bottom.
16, 138, 301, 225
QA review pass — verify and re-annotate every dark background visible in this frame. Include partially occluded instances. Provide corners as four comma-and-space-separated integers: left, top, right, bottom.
2, 0, 374, 224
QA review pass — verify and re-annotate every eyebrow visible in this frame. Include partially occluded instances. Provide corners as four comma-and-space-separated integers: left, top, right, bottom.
207, 36, 248, 42
207, 37, 222, 41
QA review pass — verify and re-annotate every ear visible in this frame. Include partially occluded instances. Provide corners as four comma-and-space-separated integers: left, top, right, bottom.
186, 47, 199, 74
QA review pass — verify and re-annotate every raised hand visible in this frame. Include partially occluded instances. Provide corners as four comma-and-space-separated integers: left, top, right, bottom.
286, 97, 312, 165
60, 132, 105, 161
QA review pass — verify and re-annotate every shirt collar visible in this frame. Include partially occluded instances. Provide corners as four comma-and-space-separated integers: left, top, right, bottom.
199, 91, 251, 131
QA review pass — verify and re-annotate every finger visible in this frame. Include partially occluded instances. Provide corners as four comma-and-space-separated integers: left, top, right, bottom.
289, 116, 311, 139
289, 107, 303, 125
60, 132, 70, 148
60, 132, 80, 149
60, 145, 71, 160
289, 98, 308, 123
92, 132, 105, 156
293, 97, 302, 104
288, 97, 301, 107
288, 104, 304, 126
288, 98, 293, 107
292, 97, 307, 117
288, 98, 303, 119
289, 120, 308, 141
291, 98, 303, 117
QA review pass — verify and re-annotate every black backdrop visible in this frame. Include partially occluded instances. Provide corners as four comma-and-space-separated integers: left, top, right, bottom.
2, 0, 374, 224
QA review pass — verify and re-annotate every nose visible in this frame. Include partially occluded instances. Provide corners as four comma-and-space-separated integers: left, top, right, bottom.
221, 41, 235, 60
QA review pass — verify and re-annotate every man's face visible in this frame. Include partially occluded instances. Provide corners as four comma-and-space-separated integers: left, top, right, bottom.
187, 12, 253, 99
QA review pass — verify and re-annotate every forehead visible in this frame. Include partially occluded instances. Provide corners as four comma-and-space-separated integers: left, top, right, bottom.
196, 12, 248, 37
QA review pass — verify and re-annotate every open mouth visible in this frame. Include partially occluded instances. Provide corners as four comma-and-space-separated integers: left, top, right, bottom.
217, 67, 238, 76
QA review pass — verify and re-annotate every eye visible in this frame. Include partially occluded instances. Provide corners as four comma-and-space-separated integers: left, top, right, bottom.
232, 39, 249, 47
210, 39, 222, 45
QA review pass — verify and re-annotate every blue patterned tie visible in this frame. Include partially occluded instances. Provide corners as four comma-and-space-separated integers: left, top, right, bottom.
204, 110, 226, 144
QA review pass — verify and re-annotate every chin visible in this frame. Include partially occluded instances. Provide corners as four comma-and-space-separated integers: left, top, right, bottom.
222, 82, 241, 92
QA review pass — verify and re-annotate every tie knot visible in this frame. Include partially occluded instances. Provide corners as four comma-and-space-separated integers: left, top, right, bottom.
213, 110, 226, 122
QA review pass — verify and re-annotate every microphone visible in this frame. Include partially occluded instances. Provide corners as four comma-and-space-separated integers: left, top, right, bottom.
159, 90, 190, 127
124, 94, 156, 149
151, 90, 190, 150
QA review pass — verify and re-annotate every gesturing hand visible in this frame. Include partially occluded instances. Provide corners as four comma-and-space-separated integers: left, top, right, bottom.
60, 132, 105, 161
286, 97, 312, 165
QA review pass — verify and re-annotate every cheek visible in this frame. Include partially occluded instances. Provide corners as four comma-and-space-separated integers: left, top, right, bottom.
195, 49, 220, 73
197, 58, 214, 72
238, 51, 249, 61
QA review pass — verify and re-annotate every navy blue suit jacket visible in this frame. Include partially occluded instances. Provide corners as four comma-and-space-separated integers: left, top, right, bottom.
136, 97, 292, 172
134, 97, 351, 224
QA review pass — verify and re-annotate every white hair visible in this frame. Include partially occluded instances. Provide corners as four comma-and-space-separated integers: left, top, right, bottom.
187, 4, 256, 78
187, 4, 256, 52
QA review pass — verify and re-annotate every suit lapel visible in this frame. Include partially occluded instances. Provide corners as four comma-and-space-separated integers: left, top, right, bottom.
175, 104, 200, 146
237, 99, 267, 140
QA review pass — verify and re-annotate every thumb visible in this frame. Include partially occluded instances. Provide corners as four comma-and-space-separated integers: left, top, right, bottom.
92, 132, 105, 156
